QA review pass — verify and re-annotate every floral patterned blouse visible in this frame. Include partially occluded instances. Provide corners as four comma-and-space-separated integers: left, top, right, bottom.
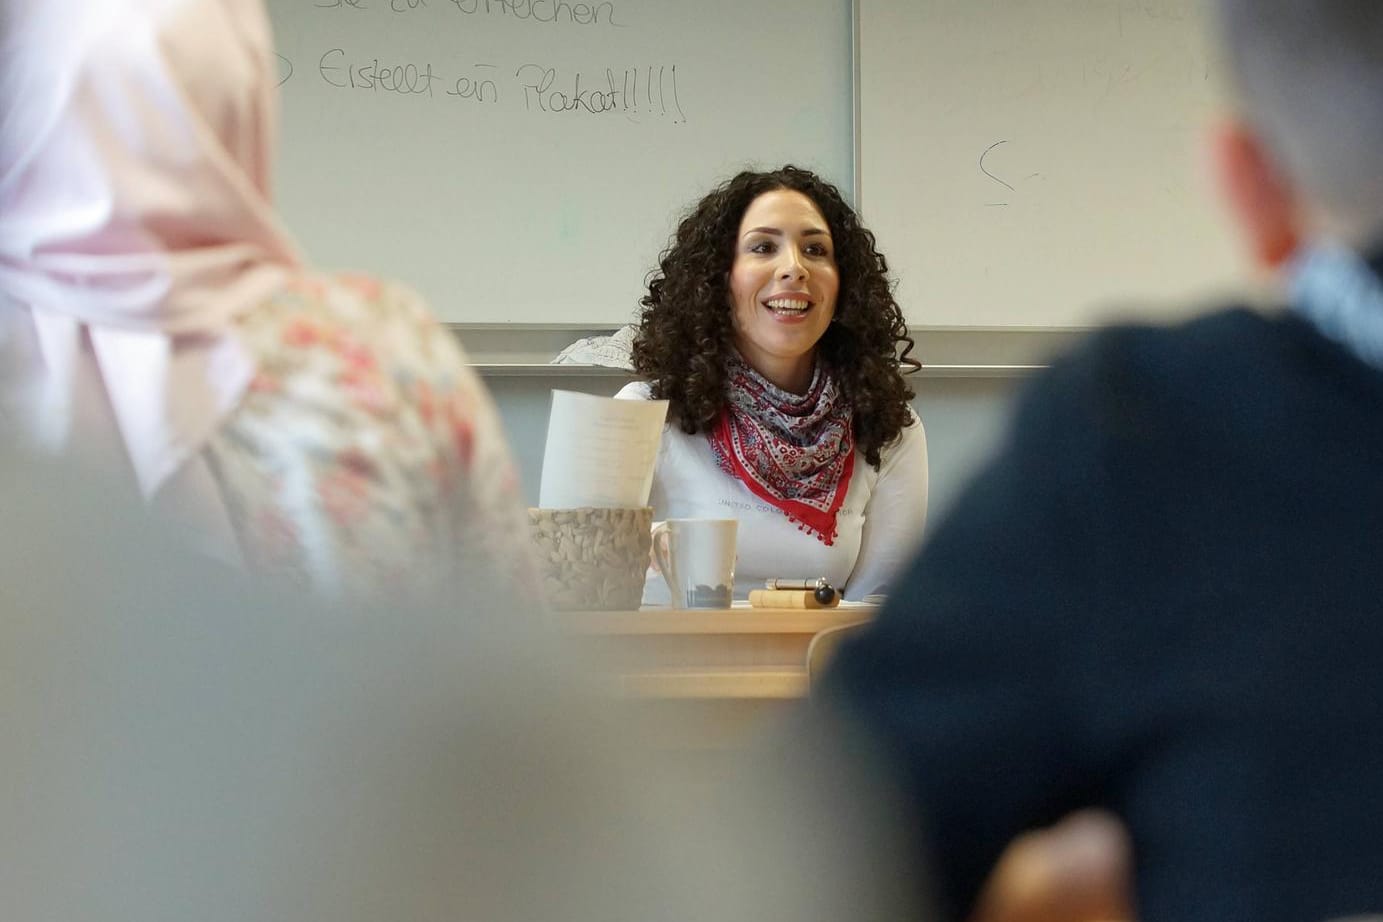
204, 273, 531, 602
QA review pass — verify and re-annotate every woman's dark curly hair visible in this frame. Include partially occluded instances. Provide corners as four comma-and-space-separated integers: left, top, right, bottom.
631, 165, 919, 468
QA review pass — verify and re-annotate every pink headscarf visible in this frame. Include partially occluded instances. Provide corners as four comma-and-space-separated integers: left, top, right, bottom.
0, 0, 301, 496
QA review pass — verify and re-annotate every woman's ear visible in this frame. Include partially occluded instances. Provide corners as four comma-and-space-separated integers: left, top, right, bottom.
1208, 118, 1303, 269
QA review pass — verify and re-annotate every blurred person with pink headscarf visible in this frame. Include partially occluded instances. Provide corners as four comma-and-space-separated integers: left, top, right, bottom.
0, 0, 530, 599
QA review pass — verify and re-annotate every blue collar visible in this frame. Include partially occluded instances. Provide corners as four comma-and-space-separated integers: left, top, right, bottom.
1289, 242, 1383, 372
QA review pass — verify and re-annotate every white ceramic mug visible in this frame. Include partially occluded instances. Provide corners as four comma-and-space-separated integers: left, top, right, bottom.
650, 518, 738, 609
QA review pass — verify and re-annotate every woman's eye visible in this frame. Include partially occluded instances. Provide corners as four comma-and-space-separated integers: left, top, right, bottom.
749, 241, 776, 254
805, 243, 831, 258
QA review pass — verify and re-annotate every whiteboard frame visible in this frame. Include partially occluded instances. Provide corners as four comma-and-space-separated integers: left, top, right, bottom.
450, 321, 1087, 378
852, 0, 863, 208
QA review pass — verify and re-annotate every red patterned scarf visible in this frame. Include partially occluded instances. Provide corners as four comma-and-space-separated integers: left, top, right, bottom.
708, 353, 855, 545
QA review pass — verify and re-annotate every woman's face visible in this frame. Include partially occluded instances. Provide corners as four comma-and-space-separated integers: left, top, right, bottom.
727, 189, 839, 394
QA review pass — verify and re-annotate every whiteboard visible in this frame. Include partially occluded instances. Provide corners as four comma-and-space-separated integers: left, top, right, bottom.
267, 0, 853, 326
858, 0, 1248, 329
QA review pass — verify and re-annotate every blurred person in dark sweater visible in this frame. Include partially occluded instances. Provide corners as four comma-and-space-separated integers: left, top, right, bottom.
812, 2, 1383, 920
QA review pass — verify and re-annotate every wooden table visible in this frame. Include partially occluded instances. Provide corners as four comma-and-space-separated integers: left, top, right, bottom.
557, 606, 875, 752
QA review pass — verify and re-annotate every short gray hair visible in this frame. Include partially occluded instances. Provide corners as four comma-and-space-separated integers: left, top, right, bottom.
1211, 0, 1383, 241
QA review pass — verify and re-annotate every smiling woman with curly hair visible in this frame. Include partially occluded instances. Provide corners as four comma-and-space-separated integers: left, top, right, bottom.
617, 165, 929, 603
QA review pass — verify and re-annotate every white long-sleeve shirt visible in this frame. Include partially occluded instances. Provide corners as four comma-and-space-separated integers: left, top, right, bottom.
616, 381, 929, 603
